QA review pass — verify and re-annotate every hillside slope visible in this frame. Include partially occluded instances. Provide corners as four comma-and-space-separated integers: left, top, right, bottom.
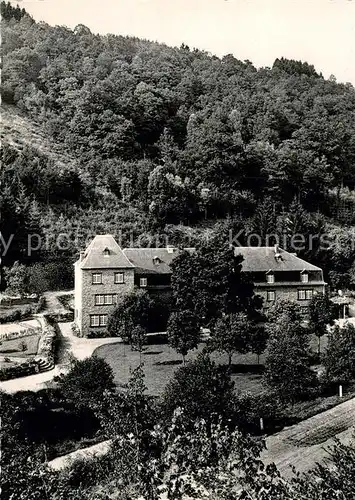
1, 104, 76, 169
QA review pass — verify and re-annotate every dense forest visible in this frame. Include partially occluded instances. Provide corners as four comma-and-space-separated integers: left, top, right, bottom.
1, 1, 355, 290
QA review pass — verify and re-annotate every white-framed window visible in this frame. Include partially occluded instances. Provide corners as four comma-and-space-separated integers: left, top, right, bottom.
301, 272, 309, 283
90, 315, 100, 327
92, 273, 102, 284
140, 277, 148, 287
90, 314, 107, 327
266, 290, 276, 302
298, 289, 313, 301
99, 314, 107, 326
114, 272, 125, 284
298, 290, 306, 300
95, 295, 105, 305
95, 294, 116, 306
266, 273, 275, 284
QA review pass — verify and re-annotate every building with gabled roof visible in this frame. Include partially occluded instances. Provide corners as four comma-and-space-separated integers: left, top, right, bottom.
235, 245, 326, 313
74, 236, 326, 336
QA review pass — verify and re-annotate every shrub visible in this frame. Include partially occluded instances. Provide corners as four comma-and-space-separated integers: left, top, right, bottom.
160, 353, 237, 424
71, 322, 81, 337
0, 360, 40, 381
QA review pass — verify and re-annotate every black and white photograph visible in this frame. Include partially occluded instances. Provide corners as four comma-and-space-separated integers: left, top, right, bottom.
1, 0, 355, 498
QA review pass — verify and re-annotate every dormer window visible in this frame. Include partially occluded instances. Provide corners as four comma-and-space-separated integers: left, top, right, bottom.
301, 271, 309, 283
266, 271, 275, 284
153, 256, 161, 265
103, 248, 110, 257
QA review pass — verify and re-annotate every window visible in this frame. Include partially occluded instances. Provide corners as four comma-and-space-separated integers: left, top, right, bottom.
90, 314, 107, 327
301, 272, 309, 283
95, 295, 105, 305
298, 290, 313, 301
103, 248, 110, 257
92, 273, 102, 284
95, 294, 116, 306
266, 291, 276, 302
114, 272, 125, 284
266, 273, 275, 283
99, 314, 107, 326
90, 315, 100, 327
140, 277, 147, 287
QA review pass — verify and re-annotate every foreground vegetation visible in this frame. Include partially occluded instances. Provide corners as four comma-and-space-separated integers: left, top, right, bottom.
1, 354, 354, 500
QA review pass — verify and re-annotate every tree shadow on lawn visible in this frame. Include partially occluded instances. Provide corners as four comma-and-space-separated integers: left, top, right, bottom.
0, 348, 19, 354
154, 359, 183, 367
228, 363, 264, 375
143, 351, 163, 356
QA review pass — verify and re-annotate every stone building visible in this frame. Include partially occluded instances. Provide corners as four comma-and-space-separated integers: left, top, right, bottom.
74, 236, 326, 336
74, 235, 193, 336
235, 245, 326, 313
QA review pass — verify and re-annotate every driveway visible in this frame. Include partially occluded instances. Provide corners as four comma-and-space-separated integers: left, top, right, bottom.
0, 322, 122, 394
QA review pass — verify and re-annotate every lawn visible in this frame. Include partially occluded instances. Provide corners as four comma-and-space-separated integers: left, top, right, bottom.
95, 333, 331, 398
95, 342, 265, 396
0, 333, 41, 369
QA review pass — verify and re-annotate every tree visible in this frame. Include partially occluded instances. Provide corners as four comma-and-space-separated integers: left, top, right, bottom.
309, 293, 336, 356
3, 261, 28, 297
264, 315, 317, 404
249, 322, 268, 364
324, 323, 355, 383
161, 354, 237, 423
171, 237, 261, 327
209, 312, 251, 366
55, 356, 115, 412
130, 325, 147, 364
267, 299, 304, 324
107, 289, 154, 340
166, 310, 200, 364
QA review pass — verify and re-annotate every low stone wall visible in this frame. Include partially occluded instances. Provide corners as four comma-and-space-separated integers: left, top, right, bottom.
35, 316, 57, 370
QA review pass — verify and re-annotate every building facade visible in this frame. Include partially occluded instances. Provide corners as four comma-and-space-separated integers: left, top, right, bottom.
235, 245, 326, 314
74, 236, 326, 336
74, 235, 193, 336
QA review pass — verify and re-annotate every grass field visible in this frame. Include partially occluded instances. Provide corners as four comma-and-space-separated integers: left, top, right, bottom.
0, 333, 41, 369
95, 341, 265, 396
95, 332, 330, 397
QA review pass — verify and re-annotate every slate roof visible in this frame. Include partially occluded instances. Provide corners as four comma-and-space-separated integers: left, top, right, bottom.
123, 247, 195, 275
234, 246, 322, 273
79, 235, 134, 269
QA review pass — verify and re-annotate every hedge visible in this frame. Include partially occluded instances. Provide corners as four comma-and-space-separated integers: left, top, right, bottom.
0, 360, 40, 381
0, 295, 45, 324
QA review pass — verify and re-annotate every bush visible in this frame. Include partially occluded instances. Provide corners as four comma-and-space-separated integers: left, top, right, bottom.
0, 295, 45, 323
160, 353, 237, 424
71, 322, 81, 337
0, 360, 40, 381
86, 329, 111, 339
0, 306, 32, 324
34, 295, 46, 313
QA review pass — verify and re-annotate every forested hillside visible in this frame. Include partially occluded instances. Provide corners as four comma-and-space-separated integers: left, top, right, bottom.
1, 2, 355, 290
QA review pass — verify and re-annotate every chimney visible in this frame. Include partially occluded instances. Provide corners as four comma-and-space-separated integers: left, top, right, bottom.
274, 244, 279, 254
80, 251, 85, 262
167, 246, 175, 254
